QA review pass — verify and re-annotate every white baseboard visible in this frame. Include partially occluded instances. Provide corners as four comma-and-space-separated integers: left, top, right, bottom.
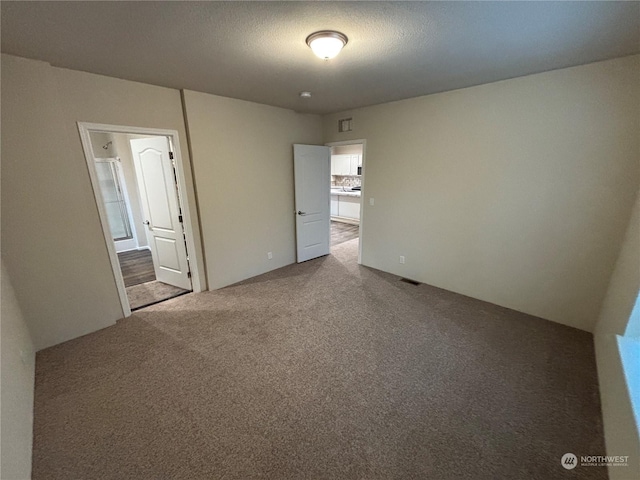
114, 238, 137, 253
116, 245, 150, 254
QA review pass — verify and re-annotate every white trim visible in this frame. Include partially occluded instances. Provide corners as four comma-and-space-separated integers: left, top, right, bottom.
326, 139, 367, 264
78, 122, 205, 319
116, 245, 151, 254
115, 239, 137, 253
78, 127, 131, 316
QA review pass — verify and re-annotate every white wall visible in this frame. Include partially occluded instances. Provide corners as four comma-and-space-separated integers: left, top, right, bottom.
597, 193, 640, 338
1, 54, 204, 350
1, 260, 36, 480
182, 90, 323, 289
89, 131, 117, 158
3, 51, 637, 345
323, 55, 640, 332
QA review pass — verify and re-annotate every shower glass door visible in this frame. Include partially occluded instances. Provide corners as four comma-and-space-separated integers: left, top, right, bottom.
95, 159, 133, 241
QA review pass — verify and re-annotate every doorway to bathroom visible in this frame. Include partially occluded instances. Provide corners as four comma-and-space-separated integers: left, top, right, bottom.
79, 123, 204, 313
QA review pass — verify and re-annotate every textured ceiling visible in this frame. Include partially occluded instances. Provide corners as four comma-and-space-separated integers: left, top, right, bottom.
2, 1, 639, 114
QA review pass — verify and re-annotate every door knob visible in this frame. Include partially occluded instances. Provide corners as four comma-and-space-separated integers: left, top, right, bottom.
297, 211, 306, 216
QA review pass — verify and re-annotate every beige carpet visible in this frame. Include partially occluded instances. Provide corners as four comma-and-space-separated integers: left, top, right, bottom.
126, 280, 190, 310
33, 238, 607, 479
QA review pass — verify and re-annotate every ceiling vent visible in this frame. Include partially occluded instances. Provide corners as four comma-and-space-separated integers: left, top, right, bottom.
338, 117, 353, 133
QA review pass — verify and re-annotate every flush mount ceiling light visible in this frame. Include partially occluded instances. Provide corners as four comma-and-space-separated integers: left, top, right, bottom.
306, 31, 348, 60
299, 91, 312, 98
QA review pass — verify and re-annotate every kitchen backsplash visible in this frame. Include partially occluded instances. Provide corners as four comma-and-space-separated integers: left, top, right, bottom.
332, 175, 362, 187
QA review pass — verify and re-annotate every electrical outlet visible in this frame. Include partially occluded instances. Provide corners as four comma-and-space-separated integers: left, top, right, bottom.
399, 256, 405, 264
267, 252, 273, 260
369, 197, 375, 206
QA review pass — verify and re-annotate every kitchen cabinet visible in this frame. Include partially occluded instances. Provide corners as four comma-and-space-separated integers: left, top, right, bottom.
331, 155, 351, 175
330, 195, 339, 216
331, 154, 361, 176
330, 191, 361, 221
338, 195, 361, 219
349, 155, 360, 175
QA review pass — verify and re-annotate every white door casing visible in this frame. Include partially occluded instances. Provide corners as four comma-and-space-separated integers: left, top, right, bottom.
294, 144, 331, 263
130, 137, 192, 290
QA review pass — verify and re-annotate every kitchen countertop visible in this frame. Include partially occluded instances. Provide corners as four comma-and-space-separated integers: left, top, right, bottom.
331, 189, 361, 198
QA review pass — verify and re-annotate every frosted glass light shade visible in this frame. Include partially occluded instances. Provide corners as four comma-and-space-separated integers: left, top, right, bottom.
306, 31, 348, 60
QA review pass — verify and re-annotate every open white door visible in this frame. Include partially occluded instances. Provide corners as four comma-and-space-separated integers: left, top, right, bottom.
294, 144, 331, 263
130, 137, 192, 290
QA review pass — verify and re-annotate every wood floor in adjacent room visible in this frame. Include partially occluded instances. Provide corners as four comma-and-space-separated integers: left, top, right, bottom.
117, 249, 189, 310
32, 239, 607, 480
331, 220, 359, 247
118, 249, 156, 287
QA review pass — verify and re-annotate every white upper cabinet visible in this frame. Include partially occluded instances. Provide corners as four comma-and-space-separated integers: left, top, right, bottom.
331, 154, 351, 175
349, 155, 360, 175
331, 154, 362, 175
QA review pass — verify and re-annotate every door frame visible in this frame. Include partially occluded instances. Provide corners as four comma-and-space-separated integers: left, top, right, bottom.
78, 122, 205, 317
325, 139, 367, 265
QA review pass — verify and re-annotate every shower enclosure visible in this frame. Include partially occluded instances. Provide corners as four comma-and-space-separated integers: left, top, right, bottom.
94, 157, 136, 251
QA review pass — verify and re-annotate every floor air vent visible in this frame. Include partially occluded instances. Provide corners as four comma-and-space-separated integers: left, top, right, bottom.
400, 278, 420, 286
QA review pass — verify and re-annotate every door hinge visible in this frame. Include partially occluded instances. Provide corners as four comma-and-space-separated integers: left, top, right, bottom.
178, 215, 183, 223
187, 271, 192, 278
169, 152, 174, 160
